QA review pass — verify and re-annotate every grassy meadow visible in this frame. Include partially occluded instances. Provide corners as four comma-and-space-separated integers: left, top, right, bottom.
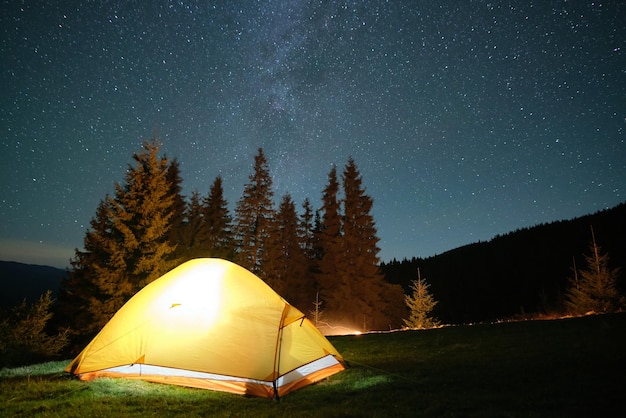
2, 313, 625, 417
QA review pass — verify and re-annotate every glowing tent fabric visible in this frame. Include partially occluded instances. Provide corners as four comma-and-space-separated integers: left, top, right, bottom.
65, 258, 345, 398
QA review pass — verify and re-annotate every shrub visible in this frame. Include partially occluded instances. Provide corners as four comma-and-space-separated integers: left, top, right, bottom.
0, 291, 69, 367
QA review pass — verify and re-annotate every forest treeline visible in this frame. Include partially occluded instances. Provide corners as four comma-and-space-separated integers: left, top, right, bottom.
381, 202, 626, 324
3, 140, 625, 365
55, 140, 404, 352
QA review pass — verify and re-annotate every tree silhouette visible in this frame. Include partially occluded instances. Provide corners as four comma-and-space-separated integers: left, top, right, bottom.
174, 176, 233, 262
299, 198, 317, 261
315, 165, 344, 320
341, 157, 398, 330
172, 189, 207, 261
233, 148, 274, 276
57, 199, 115, 342
298, 198, 319, 307
203, 176, 233, 259
264, 194, 308, 307
314, 159, 402, 331
165, 158, 187, 264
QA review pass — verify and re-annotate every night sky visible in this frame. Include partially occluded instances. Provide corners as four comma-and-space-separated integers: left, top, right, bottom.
1, 1, 624, 268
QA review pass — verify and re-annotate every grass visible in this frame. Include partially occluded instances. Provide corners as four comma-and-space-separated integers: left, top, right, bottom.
2, 313, 625, 417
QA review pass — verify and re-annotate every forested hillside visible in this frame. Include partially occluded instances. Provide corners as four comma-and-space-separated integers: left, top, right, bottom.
0, 261, 65, 309
381, 202, 626, 324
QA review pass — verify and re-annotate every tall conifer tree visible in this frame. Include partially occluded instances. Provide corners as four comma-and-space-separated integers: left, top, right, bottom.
57, 199, 116, 343
167, 176, 232, 263
264, 194, 308, 307
233, 148, 274, 276
165, 158, 187, 264
315, 166, 344, 318
61, 140, 180, 336
299, 198, 317, 261
173, 190, 207, 261
341, 157, 389, 330
298, 198, 318, 306
110, 140, 177, 284
314, 157, 402, 331
203, 175, 233, 259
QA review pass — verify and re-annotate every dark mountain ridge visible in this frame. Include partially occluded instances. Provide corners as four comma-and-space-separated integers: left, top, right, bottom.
381, 201, 626, 324
0, 261, 66, 309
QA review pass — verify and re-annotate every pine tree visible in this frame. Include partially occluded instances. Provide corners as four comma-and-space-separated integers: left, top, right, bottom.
61, 139, 181, 336
340, 157, 393, 331
565, 230, 623, 315
173, 189, 208, 261
64, 196, 131, 335
403, 270, 439, 329
233, 148, 274, 276
165, 158, 188, 264
109, 140, 177, 286
203, 176, 233, 259
313, 159, 401, 331
57, 199, 113, 342
299, 198, 317, 261
298, 198, 319, 307
264, 194, 308, 306
315, 165, 344, 318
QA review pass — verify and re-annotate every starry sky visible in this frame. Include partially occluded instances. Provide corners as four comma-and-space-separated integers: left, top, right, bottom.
1, 1, 624, 268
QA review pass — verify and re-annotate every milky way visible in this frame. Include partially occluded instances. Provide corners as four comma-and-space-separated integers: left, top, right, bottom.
1, 1, 624, 267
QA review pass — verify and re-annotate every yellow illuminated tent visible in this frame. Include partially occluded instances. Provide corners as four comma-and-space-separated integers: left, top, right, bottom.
65, 258, 345, 398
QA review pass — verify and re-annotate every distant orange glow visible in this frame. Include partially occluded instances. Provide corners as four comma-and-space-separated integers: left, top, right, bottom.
317, 323, 363, 336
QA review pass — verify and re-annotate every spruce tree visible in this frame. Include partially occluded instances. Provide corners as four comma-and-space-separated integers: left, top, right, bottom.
165, 158, 188, 264
403, 270, 439, 329
565, 233, 623, 315
299, 198, 317, 261
340, 157, 391, 330
264, 194, 308, 307
203, 176, 233, 259
233, 148, 274, 276
315, 159, 400, 331
315, 165, 344, 319
110, 140, 177, 286
173, 189, 208, 261
61, 140, 180, 336
66, 196, 131, 335
298, 198, 318, 306
57, 199, 114, 341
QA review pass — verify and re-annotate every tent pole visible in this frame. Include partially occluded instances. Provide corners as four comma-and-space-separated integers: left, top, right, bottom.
273, 381, 280, 400
272, 304, 289, 400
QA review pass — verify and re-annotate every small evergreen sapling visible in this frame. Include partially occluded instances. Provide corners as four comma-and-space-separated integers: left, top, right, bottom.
565, 228, 623, 315
0, 291, 68, 367
403, 269, 439, 329
310, 292, 325, 328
